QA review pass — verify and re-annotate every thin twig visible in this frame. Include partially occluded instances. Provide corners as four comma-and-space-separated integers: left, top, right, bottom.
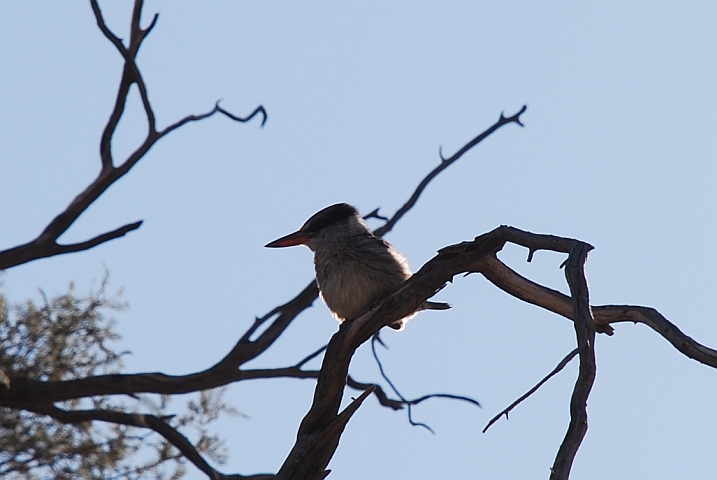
407, 393, 481, 408
159, 102, 267, 139
294, 344, 327, 368
483, 348, 578, 433
370, 335, 481, 433
363, 208, 389, 222
55, 221, 144, 254
371, 336, 433, 432
345, 376, 403, 410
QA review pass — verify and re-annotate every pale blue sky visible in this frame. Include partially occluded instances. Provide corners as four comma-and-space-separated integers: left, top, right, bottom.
2, 1, 716, 479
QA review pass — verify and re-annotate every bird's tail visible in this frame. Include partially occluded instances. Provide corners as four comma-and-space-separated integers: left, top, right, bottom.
388, 300, 451, 331
423, 300, 451, 311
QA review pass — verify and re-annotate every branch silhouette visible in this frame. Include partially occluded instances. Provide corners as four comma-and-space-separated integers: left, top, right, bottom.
272, 225, 717, 478
0, 0, 265, 272
29, 404, 273, 480
4, 1, 717, 479
371, 334, 481, 434
483, 348, 578, 434
0, 3, 528, 474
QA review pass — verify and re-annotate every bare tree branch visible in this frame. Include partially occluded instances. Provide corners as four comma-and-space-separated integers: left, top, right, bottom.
294, 344, 327, 369
4, 227, 716, 413
483, 348, 579, 434
4, 5, 714, 478
371, 335, 480, 433
57, 220, 144, 253
269, 225, 717, 478
345, 376, 404, 410
90, 0, 127, 58
0, 221, 144, 270
550, 243, 596, 480
28, 404, 273, 480
593, 305, 717, 367
480, 255, 614, 335
222, 105, 530, 404
0, 0, 265, 272
374, 105, 527, 237
158, 102, 268, 139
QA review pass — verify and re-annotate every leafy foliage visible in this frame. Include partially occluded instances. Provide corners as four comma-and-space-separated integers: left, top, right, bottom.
0, 276, 237, 479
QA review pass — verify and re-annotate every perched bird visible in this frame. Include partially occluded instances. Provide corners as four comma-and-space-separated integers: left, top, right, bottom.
265, 203, 450, 330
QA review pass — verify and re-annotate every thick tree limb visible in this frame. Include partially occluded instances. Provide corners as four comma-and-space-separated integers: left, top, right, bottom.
276, 387, 374, 480
550, 243, 596, 480
272, 226, 717, 477
217, 105, 530, 409
3, 4, 714, 476
4, 226, 716, 405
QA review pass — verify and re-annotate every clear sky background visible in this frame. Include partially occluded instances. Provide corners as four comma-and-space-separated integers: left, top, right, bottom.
2, 1, 717, 479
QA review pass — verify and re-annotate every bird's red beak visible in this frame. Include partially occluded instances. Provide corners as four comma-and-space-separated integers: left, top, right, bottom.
265, 230, 310, 248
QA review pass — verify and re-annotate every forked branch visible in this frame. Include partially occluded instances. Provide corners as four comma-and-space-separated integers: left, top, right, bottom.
0, 0, 265, 271
274, 225, 717, 478
5, 3, 715, 479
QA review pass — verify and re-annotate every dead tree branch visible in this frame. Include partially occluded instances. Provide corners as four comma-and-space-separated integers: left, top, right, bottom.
0, 101, 527, 409
232, 105, 529, 408
4, 3, 715, 479
371, 335, 481, 433
550, 243, 596, 480
483, 348, 579, 434
272, 225, 717, 478
4, 212, 717, 480
376, 105, 527, 237
29, 404, 273, 480
3, 226, 716, 415
3, 224, 717, 480
0, 0, 265, 271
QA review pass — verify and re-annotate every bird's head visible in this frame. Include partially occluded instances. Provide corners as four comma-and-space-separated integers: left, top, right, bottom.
265, 203, 369, 251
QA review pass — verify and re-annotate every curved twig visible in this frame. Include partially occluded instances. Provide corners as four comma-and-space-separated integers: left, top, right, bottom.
159, 102, 267, 139
55, 221, 144, 254
371, 335, 481, 433
294, 344, 328, 368
345, 376, 404, 410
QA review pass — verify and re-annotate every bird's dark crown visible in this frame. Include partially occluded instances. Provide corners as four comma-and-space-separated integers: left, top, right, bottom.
302, 203, 359, 234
